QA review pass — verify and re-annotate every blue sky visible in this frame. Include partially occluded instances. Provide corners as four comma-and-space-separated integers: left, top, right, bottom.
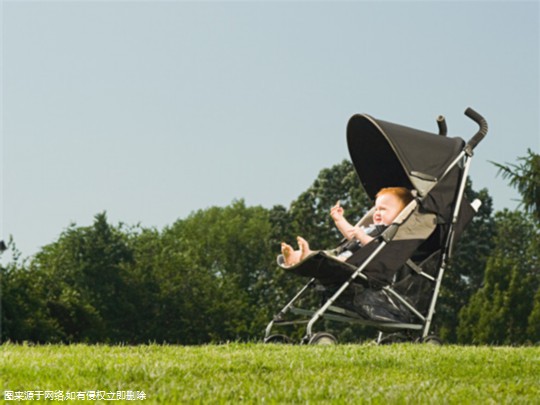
1, 1, 539, 259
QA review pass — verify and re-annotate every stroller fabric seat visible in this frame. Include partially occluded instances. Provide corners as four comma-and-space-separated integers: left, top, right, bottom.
278, 200, 437, 287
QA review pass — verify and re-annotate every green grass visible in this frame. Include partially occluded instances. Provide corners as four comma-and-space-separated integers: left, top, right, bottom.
1, 343, 539, 404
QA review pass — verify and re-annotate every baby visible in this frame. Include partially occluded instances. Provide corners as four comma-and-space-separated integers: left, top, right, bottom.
281, 187, 413, 267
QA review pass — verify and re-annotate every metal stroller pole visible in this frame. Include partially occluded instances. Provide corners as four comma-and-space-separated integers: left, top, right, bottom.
264, 278, 316, 340
423, 108, 488, 339
304, 242, 388, 340
423, 154, 473, 338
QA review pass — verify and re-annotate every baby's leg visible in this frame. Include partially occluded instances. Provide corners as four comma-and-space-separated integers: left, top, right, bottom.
297, 236, 313, 261
281, 242, 302, 266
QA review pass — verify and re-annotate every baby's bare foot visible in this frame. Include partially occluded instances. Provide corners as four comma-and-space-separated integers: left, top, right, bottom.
281, 242, 301, 266
297, 236, 313, 261
281, 242, 293, 264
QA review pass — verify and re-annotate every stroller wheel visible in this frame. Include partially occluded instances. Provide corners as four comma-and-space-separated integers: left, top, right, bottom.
421, 335, 443, 345
308, 332, 338, 345
264, 334, 292, 344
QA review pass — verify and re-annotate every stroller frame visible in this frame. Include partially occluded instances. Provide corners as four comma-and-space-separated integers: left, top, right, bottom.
265, 108, 487, 344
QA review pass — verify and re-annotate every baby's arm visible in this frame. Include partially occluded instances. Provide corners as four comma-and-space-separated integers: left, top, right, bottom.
351, 226, 374, 246
330, 201, 356, 240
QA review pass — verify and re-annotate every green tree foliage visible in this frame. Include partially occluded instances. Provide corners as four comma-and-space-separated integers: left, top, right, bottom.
152, 200, 275, 342
1, 204, 277, 344
528, 286, 540, 340
8, 153, 540, 345
457, 210, 538, 344
29, 213, 136, 342
122, 224, 230, 344
288, 160, 371, 249
1, 159, 498, 344
458, 150, 540, 344
436, 183, 495, 342
1, 214, 136, 343
1, 248, 62, 343
493, 149, 540, 223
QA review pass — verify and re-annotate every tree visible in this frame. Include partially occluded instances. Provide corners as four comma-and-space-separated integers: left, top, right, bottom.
493, 149, 540, 223
2, 202, 279, 344
151, 200, 276, 342
1, 251, 64, 343
457, 210, 538, 344
436, 183, 496, 342
527, 287, 540, 340
27, 213, 136, 343
458, 150, 540, 344
122, 225, 226, 344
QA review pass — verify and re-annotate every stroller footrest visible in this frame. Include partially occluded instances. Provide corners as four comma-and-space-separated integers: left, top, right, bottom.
327, 305, 364, 319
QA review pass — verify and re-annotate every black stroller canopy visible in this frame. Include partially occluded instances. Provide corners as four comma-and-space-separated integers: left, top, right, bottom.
347, 114, 465, 201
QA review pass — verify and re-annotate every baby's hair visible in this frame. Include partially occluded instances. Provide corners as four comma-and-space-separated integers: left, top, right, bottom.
376, 187, 414, 211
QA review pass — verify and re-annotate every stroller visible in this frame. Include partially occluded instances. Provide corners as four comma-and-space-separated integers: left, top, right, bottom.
264, 108, 488, 345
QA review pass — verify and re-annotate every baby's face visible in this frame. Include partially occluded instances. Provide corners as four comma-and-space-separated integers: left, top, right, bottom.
372, 194, 403, 225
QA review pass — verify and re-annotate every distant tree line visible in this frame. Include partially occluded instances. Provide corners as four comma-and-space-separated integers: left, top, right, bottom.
1, 150, 539, 345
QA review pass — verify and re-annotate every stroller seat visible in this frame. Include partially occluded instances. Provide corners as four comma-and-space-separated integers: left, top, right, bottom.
277, 199, 438, 325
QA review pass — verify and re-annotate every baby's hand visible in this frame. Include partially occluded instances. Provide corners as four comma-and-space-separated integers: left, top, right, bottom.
330, 200, 344, 221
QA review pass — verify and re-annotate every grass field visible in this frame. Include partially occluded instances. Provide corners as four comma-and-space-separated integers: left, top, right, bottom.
2, 343, 539, 404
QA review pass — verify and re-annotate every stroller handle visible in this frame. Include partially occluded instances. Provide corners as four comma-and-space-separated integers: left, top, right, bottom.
465, 107, 488, 150
437, 115, 447, 136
